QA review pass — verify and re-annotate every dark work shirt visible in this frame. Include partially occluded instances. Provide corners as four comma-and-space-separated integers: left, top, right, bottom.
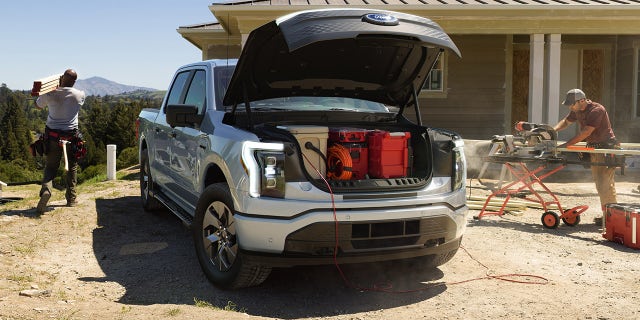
566, 101, 615, 143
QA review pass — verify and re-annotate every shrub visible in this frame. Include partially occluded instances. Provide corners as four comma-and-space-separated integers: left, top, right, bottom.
117, 146, 139, 170
78, 164, 107, 184
0, 160, 41, 184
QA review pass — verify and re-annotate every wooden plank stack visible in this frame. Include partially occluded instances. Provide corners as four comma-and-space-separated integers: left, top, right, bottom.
31, 74, 62, 96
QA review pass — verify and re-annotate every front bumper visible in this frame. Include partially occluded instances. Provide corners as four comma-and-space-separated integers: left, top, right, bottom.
242, 233, 463, 268
233, 191, 467, 266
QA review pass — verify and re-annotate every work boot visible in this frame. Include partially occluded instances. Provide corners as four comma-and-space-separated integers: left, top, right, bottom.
66, 199, 78, 207
36, 190, 51, 214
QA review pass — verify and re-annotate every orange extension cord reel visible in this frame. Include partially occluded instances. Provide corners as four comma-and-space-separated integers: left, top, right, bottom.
326, 144, 353, 180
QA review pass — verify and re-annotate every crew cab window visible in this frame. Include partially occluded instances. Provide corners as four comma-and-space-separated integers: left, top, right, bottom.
214, 66, 234, 109
184, 70, 206, 114
166, 71, 191, 108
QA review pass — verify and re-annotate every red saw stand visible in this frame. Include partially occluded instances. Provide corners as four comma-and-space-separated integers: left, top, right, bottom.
476, 157, 588, 229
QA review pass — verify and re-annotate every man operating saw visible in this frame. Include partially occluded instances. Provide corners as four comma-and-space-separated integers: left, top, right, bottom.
553, 88, 618, 225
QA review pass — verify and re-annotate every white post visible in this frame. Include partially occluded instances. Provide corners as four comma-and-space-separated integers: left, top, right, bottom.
107, 144, 117, 180
529, 34, 545, 124
0, 180, 6, 198
546, 34, 562, 125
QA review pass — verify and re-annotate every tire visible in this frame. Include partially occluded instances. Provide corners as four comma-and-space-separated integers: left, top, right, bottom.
541, 211, 560, 229
562, 212, 581, 227
193, 183, 271, 289
140, 151, 163, 212
562, 206, 587, 227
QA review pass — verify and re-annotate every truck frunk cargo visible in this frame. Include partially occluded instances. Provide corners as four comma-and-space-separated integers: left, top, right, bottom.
137, 8, 468, 289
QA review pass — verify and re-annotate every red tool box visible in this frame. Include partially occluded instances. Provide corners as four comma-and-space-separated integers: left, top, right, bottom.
367, 130, 411, 178
328, 128, 368, 180
329, 128, 367, 143
342, 143, 368, 180
603, 203, 640, 249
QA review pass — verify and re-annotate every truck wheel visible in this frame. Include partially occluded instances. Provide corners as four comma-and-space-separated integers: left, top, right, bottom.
140, 151, 163, 211
193, 183, 271, 289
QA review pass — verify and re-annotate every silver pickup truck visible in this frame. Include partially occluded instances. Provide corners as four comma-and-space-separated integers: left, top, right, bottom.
137, 8, 468, 289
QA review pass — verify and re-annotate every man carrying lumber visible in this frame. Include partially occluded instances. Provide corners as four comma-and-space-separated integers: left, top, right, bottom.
34, 69, 86, 214
553, 88, 618, 225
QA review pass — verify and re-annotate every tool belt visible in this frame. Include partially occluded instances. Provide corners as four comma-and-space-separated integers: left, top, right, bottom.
586, 137, 619, 149
585, 138, 625, 169
43, 127, 87, 160
46, 127, 77, 141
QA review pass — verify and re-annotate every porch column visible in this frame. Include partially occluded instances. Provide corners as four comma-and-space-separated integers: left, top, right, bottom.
528, 34, 545, 123
546, 34, 562, 125
241, 33, 250, 48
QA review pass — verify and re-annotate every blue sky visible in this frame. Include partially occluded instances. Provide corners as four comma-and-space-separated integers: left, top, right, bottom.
0, 1, 217, 91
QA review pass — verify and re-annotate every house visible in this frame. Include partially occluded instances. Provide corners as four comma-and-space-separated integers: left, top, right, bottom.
177, 1, 640, 143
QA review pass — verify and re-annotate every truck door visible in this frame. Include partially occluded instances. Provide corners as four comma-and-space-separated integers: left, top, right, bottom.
172, 69, 207, 206
151, 70, 191, 188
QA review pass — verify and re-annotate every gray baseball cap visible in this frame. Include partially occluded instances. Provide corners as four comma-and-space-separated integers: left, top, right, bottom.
562, 89, 586, 106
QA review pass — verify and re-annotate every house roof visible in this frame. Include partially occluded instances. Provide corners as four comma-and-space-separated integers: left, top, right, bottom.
178, 1, 640, 51
213, 0, 640, 4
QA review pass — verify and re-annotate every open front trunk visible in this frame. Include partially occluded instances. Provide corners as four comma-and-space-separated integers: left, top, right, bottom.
220, 8, 462, 194
230, 110, 459, 194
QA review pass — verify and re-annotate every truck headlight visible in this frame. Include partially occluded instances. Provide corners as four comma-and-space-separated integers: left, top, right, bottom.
257, 151, 285, 198
452, 139, 466, 191
241, 141, 285, 198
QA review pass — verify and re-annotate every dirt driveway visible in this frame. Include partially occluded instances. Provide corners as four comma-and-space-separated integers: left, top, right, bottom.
1, 168, 639, 320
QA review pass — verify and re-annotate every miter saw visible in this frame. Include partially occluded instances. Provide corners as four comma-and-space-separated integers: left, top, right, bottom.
489, 121, 559, 160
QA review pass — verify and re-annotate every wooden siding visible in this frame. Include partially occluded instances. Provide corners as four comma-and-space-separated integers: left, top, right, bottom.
419, 35, 507, 140
512, 49, 529, 128
582, 49, 605, 103
613, 36, 639, 142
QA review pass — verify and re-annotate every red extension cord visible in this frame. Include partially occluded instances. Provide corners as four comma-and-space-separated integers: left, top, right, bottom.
301, 151, 549, 293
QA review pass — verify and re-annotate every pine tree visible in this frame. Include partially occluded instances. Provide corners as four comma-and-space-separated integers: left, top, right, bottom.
107, 103, 138, 151
0, 93, 31, 162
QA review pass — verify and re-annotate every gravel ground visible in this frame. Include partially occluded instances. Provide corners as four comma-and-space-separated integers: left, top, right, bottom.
0, 167, 639, 320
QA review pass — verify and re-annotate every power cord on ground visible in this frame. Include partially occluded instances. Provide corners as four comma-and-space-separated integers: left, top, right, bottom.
301, 152, 549, 293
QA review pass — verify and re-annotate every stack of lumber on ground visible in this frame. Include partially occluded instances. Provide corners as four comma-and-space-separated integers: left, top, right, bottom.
31, 74, 61, 96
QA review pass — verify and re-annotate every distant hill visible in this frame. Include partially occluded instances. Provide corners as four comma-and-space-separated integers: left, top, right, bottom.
75, 77, 158, 96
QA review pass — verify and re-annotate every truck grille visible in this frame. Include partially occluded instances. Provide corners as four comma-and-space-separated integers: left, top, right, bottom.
283, 216, 454, 255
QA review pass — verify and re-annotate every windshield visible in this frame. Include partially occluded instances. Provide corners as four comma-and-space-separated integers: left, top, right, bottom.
246, 96, 388, 112
215, 65, 390, 113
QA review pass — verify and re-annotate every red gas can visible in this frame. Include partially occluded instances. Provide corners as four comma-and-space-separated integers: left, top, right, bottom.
603, 203, 640, 249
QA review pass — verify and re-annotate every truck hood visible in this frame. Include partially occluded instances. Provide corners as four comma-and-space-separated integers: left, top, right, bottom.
223, 8, 460, 108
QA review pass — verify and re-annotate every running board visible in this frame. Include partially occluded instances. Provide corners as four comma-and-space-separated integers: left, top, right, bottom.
152, 191, 194, 227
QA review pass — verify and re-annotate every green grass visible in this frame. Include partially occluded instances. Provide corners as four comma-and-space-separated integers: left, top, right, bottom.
193, 298, 246, 313
165, 308, 181, 316
13, 239, 37, 255
80, 167, 139, 186
7, 273, 33, 284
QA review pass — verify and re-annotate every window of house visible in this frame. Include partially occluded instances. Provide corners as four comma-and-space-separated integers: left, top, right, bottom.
421, 53, 446, 97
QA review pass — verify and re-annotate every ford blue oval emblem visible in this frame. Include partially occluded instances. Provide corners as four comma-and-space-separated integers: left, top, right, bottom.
363, 13, 399, 26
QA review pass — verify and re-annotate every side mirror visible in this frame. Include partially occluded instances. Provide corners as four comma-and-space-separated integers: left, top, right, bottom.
166, 104, 202, 128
